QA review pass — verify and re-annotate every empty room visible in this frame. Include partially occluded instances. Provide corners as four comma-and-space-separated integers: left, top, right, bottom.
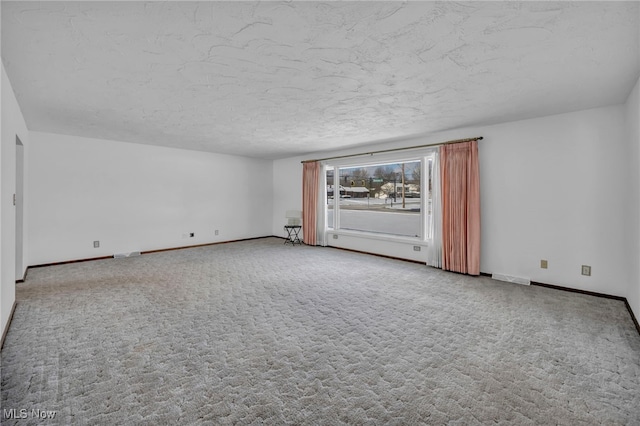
1, 1, 639, 424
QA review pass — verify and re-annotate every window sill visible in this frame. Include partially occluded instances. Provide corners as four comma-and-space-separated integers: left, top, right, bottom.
326, 229, 430, 246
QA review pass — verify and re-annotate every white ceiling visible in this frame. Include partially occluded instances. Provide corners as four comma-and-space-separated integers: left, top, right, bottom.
2, 1, 639, 159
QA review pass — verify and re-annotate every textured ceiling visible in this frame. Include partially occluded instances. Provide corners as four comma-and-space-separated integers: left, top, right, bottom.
2, 1, 639, 159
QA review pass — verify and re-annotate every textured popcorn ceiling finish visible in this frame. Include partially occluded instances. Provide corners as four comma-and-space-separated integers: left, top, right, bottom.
2, 2, 639, 158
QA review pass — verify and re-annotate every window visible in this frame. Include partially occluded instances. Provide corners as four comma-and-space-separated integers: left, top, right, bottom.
325, 153, 434, 240
326, 167, 334, 230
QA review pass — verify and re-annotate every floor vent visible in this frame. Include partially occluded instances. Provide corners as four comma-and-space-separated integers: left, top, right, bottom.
113, 251, 141, 259
492, 273, 530, 285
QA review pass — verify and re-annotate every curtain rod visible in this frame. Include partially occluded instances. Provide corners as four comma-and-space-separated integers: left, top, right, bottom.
301, 136, 483, 164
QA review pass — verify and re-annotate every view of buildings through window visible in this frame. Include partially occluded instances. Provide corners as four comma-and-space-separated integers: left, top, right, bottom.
326, 158, 433, 238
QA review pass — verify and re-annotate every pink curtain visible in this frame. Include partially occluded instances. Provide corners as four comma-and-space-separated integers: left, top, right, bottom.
441, 141, 480, 275
302, 161, 320, 245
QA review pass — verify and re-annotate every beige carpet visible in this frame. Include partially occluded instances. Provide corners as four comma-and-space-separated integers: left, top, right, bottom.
2, 237, 639, 424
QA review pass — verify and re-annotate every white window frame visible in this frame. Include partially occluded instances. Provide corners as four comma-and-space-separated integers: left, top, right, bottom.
322, 148, 436, 244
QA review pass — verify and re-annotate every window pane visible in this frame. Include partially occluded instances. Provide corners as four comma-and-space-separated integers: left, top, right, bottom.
326, 167, 334, 229
337, 161, 421, 238
426, 157, 433, 239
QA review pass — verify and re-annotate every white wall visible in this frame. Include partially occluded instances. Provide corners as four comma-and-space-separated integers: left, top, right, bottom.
28, 132, 273, 265
1, 64, 30, 336
274, 104, 630, 297
626, 75, 640, 321
481, 105, 629, 296
273, 155, 303, 240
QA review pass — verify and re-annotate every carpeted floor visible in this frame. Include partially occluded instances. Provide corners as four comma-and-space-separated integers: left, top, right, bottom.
1, 237, 639, 425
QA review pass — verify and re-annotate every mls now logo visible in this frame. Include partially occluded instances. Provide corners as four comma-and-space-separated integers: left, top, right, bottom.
3, 409, 28, 419
4, 408, 57, 420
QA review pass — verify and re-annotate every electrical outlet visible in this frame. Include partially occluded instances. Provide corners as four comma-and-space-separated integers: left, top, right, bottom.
413, 246, 421, 252
540, 260, 548, 269
215, 230, 219, 236
93, 241, 100, 248
581, 265, 591, 276
332, 234, 338, 239
189, 232, 194, 238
